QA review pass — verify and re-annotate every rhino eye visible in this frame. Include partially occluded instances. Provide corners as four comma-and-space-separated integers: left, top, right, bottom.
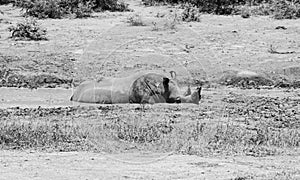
175, 97, 181, 103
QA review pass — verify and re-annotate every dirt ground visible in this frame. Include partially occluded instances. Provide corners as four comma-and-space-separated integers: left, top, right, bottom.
1, 0, 300, 179
1, 150, 300, 180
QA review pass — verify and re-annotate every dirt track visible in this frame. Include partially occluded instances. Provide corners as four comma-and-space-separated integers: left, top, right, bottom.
1, 150, 300, 180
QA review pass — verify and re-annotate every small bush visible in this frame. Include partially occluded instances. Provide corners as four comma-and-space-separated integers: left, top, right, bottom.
72, 2, 94, 18
8, 18, 47, 41
151, 21, 159, 31
127, 14, 145, 26
181, 3, 201, 22
162, 11, 181, 30
240, 6, 251, 18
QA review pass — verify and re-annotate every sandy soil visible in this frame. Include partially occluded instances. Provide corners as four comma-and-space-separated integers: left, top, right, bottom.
1, 0, 300, 85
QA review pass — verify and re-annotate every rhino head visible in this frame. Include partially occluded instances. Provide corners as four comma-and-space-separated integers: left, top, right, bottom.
129, 71, 201, 104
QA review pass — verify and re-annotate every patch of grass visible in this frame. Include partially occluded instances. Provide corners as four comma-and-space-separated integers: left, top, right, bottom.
0, 119, 91, 151
8, 18, 47, 41
1, 101, 299, 155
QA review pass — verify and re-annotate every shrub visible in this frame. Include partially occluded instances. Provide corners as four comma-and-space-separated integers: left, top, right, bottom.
71, 1, 94, 18
192, 0, 242, 15
181, 3, 201, 22
8, 18, 47, 41
13, 0, 93, 18
12, 0, 130, 19
127, 14, 145, 26
142, 0, 174, 6
269, 0, 300, 19
248, 3, 272, 16
93, 0, 129, 12
240, 6, 251, 18
164, 11, 180, 30
0, 0, 13, 5
143, 0, 245, 15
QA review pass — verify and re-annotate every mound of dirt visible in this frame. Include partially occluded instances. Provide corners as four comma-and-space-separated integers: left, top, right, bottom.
219, 70, 274, 89
272, 76, 300, 88
282, 66, 300, 78
271, 66, 300, 88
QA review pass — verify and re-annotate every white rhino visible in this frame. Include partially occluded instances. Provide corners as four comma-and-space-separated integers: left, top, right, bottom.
70, 71, 201, 104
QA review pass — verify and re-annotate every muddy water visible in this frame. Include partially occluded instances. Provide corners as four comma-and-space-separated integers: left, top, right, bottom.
0, 88, 75, 108
0, 87, 298, 109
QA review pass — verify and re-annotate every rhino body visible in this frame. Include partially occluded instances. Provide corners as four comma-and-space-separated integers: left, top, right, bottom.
70, 72, 201, 104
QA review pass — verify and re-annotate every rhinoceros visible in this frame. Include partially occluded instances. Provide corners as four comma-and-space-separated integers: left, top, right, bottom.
70, 71, 201, 104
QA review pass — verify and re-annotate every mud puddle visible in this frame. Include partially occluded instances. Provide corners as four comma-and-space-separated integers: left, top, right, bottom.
0, 87, 298, 109
0, 87, 74, 108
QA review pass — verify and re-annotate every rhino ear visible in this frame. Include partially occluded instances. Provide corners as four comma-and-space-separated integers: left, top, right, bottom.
169, 71, 176, 79
163, 77, 169, 85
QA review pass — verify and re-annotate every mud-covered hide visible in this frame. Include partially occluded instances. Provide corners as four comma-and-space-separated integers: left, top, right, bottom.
129, 73, 180, 104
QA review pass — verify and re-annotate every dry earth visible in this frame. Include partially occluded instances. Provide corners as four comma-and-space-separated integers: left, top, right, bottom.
1, 150, 300, 180
0, 0, 300, 179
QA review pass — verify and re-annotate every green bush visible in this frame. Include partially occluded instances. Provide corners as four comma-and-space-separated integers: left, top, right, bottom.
8, 18, 47, 41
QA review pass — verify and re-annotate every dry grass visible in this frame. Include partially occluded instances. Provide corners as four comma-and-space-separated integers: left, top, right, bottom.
1, 96, 299, 156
